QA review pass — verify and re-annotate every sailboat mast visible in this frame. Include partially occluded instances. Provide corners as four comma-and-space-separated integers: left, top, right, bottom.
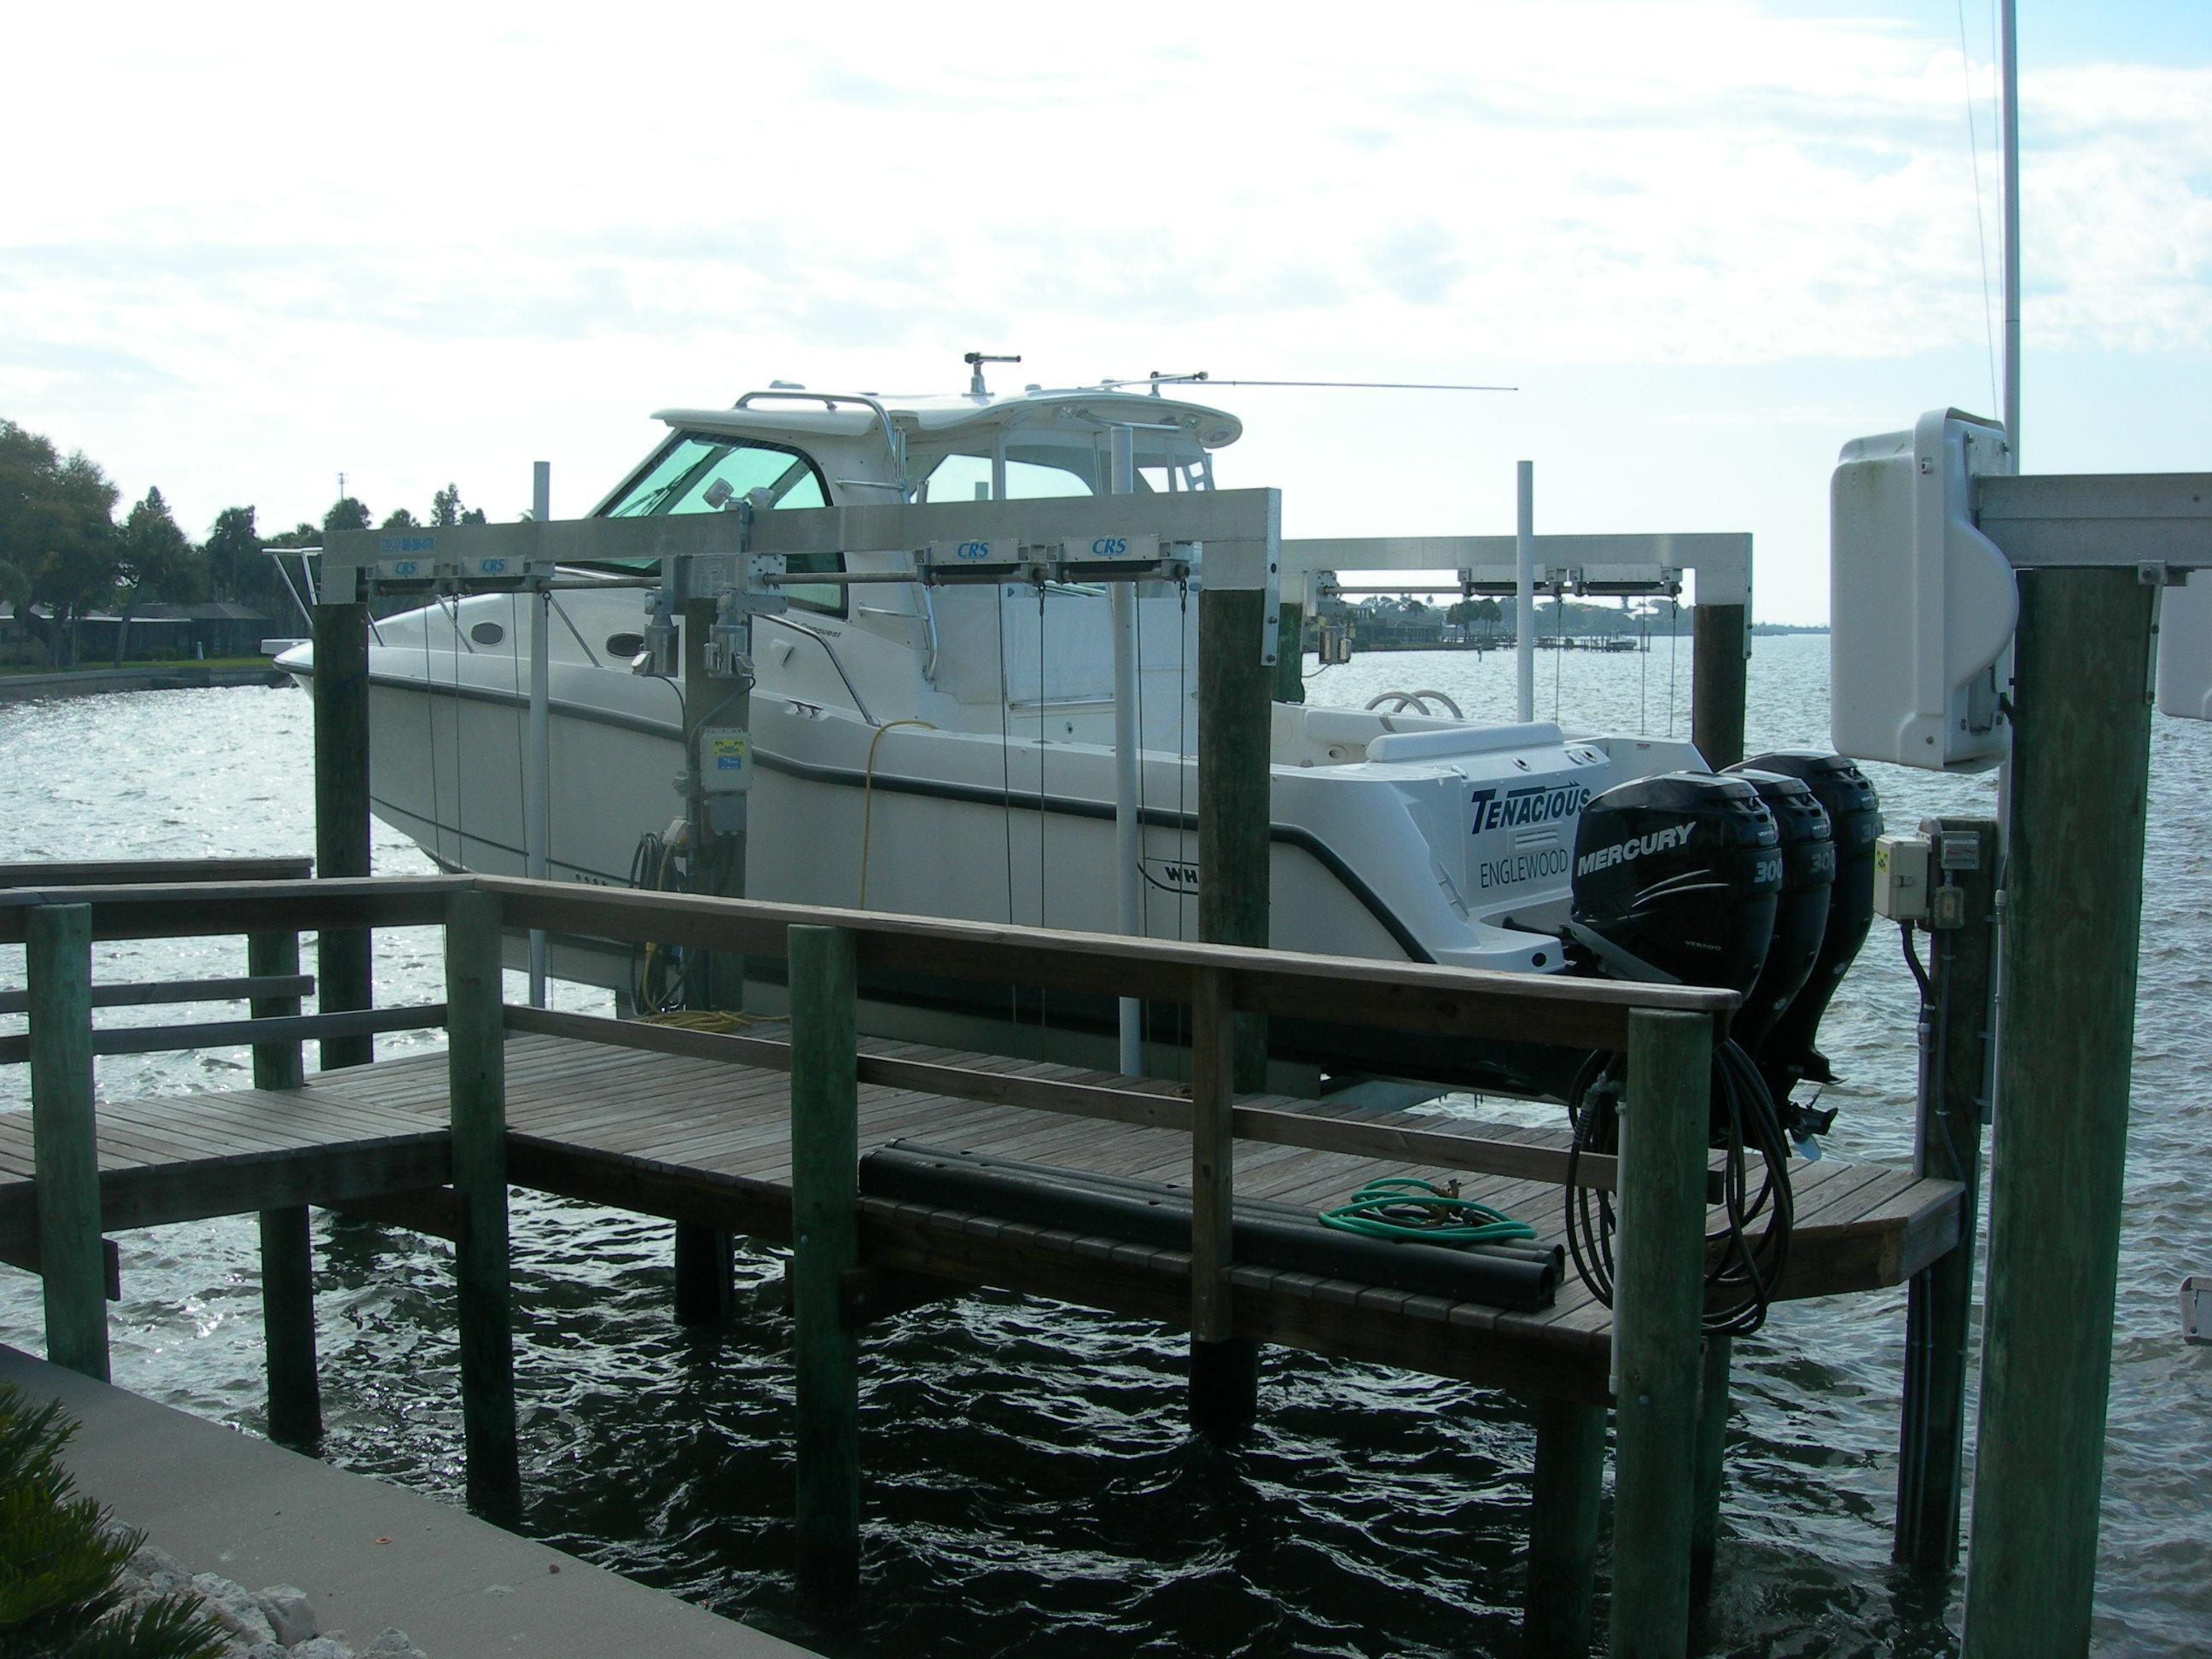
2000, 0, 2021, 463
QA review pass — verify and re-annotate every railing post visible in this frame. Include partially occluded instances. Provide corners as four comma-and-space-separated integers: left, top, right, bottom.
789, 923, 860, 1608
1609, 1007, 1712, 1659
445, 888, 519, 1520
1523, 1395, 1605, 1658
249, 928, 320, 1443
1895, 817, 1999, 1573
26, 904, 107, 1382
313, 598, 374, 1069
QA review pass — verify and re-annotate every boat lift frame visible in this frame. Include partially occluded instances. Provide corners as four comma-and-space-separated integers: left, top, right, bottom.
318, 486, 1754, 1057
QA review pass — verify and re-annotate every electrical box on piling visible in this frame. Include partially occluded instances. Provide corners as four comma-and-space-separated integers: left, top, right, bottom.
2157, 574, 2212, 720
1830, 410, 2017, 771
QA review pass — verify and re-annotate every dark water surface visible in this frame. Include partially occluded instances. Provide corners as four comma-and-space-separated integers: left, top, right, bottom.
0, 636, 2205, 1656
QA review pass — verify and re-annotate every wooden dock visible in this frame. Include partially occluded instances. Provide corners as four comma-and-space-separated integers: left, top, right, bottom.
1, 868, 1967, 1659
0, 1028, 1957, 1409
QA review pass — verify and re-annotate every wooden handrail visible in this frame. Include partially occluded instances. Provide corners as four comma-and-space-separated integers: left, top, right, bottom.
0, 974, 314, 1017
0, 1004, 446, 1065
0, 857, 313, 889
0, 871, 1736, 1055
500, 1003, 1716, 1198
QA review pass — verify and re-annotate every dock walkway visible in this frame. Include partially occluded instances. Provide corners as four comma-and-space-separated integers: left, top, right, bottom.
0, 869, 1971, 1655
0, 1027, 1958, 1405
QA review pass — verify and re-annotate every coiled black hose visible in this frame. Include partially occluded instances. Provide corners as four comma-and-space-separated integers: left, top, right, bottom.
1562, 1038, 1796, 1336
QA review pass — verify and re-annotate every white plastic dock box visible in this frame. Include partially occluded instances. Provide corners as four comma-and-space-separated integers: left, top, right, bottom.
1830, 410, 2017, 772
2157, 573, 2212, 721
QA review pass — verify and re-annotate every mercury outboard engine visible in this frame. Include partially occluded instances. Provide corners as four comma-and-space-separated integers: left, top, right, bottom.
1719, 768, 1836, 1056
1733, 752, 1883, 1106
1561, 771, 1797, 1335
1563, 771, 1782, 996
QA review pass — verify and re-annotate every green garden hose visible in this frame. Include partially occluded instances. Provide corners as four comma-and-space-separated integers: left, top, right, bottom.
1318, 1177, 1535, 1247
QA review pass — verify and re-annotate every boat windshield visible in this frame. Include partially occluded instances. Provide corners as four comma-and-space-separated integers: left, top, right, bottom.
603, 435, 827, 517
597, 434, 842, 614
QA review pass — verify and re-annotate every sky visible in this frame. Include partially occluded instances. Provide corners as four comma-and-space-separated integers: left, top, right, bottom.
5, 0, 2208, 623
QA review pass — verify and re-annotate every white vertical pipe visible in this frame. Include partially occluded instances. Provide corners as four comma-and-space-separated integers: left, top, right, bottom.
527, 461, 552, 1008
2000, 0, 2021, 469
1109, 426, 1144, 1076
1516, 460, 1536, 724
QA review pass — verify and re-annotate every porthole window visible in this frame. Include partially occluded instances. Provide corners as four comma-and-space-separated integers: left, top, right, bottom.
469, 621, 505, 646
606, 632, 645, 659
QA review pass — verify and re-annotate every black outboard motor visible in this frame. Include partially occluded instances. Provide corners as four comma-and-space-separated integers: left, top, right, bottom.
1719, 768, 1836, 1056
1564, 771, 1782, 997
1560, 771, 1798, 1335
1734, 752, 1883, 1103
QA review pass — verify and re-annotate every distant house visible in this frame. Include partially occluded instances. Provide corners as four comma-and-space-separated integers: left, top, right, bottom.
179, 602, 277, 658
73, 608, 194, 662
0, 602, 33, 667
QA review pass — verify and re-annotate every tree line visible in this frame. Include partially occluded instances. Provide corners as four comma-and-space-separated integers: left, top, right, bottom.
0, 419, 491, 667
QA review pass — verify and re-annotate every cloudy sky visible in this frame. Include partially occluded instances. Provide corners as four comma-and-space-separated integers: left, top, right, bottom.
8, 0, 2207, 620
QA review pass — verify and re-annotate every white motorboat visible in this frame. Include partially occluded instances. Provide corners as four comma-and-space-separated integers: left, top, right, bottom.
284, 378, 1707, 967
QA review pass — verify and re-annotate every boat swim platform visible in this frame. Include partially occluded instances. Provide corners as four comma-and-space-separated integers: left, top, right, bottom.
0, 1027, 1962, 1407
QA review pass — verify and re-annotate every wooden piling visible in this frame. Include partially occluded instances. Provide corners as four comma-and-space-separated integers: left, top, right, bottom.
1608, 1007, 1713, 1659
251, 928, 320, 1442
26, 904, 107, 1383
789, 923, 860, 1605
670, 598, 748, 1323
445, 888, 520, 1520
1895, 818, 1999, 1573
312, 601, 375, 1070
259, 1208, 320, 1444
1274, 601, 1305, 704
673, 1221, 734, 1326
1195, 584, 1272, 1426
1690, 1335, 1731, 1600
1689, 604, 1748, 769
1185, 963, 1257, 1428
1523, 1397, 1606, 1658
1961, 571, 2157, 1658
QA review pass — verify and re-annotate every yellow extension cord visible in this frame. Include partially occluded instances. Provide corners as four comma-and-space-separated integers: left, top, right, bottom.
858, 719, 938, 907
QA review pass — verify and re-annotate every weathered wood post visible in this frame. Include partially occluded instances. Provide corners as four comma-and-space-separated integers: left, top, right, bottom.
445, 888, 520, 1520
1273, 602, 1304, 704
672, 591, 745, 1324
1895, 817, 1999, 1572
1193, 528, 1275, 1428
26, 904, 107, 1383
1609, 1007, 1713, 1659
789, 923, 860, 1606
1961, 571, 2157, 1656
312, 597, 374, 1069
1689, 603, 1748, 769
1523, 1396, 1606, 1658
251, 928, 321, 1444
1690, 1335, 1731, 1602
1186, 964, 1238, 1427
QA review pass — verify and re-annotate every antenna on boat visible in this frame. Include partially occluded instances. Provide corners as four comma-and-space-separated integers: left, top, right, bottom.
1103, 371, 1518, 393
964, 351, 1022, 397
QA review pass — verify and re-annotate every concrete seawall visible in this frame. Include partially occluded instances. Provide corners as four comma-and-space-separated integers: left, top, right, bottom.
0, 665, 293, 703
0, 1347, 817, 1658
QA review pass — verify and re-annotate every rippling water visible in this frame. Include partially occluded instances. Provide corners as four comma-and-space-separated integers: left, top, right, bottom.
0, 637, 2204, 1656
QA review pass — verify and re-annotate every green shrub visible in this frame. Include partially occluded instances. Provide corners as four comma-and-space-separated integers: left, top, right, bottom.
0, 1383, 226, 1659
